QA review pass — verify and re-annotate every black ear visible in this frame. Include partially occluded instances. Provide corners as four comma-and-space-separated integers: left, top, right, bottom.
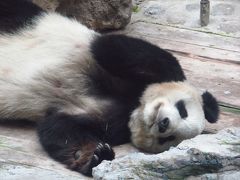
202, 91, 219, 123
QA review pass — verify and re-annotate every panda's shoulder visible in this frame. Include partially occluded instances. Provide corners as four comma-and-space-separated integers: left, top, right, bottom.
0, 0, 44, 33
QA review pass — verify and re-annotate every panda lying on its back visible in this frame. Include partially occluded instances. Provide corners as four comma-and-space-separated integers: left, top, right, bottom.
0, 0, 219, 176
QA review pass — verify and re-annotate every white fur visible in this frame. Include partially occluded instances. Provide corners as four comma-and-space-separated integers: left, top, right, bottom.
0, 13, 96, 82
0, 12, 98, 120
129, 82, 206, 153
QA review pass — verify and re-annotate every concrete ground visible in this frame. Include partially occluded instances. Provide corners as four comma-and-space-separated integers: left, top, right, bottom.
0, 0, 240, 179
133, 0, 240, 37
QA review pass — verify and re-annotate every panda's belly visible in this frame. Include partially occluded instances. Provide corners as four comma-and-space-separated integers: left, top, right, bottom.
0, 13, 97, 83
0, 37, 74, 83
0, 58, 62, 83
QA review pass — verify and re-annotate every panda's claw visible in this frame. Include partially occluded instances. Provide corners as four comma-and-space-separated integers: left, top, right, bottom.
74, 150, 82, 160
104, 143, 114, 154
98, 143, 104, 149
95, 143, 104, 156
92, 154, 99, 164
104, 143, 111, 151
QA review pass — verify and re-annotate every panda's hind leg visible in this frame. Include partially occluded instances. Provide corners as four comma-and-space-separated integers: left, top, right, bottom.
37, 109, 114, 176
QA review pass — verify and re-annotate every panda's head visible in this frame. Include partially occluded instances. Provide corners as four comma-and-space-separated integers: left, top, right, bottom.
129, 82, 219, 153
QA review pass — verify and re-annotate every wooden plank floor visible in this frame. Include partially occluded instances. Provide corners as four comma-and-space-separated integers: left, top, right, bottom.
1, 0, 240, 179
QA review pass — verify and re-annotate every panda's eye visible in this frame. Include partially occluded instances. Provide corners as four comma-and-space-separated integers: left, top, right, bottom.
175, 100, 188, 119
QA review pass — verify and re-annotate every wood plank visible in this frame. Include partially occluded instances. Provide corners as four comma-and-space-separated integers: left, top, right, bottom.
122, 21, 240, 62
205, 111, 240, 133
175, 53, 240, 107
1, 162, 83, 180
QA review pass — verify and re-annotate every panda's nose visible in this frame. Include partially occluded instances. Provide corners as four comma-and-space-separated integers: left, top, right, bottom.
158, 118, 169, 133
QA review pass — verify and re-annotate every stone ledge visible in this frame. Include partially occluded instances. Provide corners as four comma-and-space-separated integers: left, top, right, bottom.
32, 0, 132, 31
93, 128, 240, 179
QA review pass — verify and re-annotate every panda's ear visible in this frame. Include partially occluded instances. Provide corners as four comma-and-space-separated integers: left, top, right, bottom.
201, 91, 219, 123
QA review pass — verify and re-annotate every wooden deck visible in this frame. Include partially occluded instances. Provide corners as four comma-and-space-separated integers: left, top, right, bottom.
1, 1, 240, 179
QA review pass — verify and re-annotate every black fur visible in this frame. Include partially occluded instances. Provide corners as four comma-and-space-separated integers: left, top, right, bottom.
38, 102, 130, 176
175, 100, 188, 119
91, 34, 186, 85
38, 110, 106, 176
0, 0, 44, 33
202, 91, 219, 123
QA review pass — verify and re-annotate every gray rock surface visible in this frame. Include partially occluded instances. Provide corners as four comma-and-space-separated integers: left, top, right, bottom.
93, 128, 240, 179
32, 0, 132, 31
32, 0, 59, 11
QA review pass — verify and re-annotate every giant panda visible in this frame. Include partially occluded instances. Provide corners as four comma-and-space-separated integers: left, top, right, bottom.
0, 0, 219, 176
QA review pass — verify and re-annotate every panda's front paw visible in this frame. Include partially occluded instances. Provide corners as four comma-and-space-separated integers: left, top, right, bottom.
73, 143, 115, 176
94, 143, 115, 162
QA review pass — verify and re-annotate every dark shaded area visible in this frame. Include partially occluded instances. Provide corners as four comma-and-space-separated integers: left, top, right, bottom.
0, 119, 36, 129
0, 0, 44, 33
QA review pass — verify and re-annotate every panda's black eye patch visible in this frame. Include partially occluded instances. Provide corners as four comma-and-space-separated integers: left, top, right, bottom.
175, 100, 188, 119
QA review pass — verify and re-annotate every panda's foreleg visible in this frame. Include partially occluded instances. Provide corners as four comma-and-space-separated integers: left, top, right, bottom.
92, 34, 186, 84
37, 110, 115, 176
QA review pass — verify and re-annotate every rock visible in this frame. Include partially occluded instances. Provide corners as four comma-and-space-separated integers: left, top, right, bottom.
93, 128, 240, 179
133, 0, 145, 6
187, 171, 240, 180
32, 0, 59, 11
32, 0, 132, 31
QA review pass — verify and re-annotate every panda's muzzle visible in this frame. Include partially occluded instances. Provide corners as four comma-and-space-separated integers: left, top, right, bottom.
158, 118, 169, 133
